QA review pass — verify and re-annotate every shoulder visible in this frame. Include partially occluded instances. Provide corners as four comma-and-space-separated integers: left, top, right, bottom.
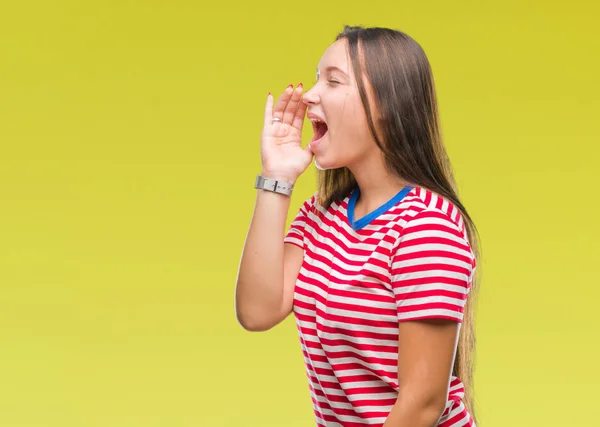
396, 186, 468, 237
298, 191, 319, 213
388, 187, 473, 262
292, 191, 324, 223
391, 187, 476, 268
297, 190, 347, 216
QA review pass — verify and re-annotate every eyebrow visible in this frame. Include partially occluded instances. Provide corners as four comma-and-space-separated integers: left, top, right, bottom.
316, 66, 349, 77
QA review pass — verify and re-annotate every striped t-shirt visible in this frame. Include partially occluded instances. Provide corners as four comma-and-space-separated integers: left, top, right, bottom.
284, 185, 477, 427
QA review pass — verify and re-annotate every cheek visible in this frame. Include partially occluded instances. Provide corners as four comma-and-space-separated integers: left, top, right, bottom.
322, 92, 371, 151
322, 90, 354, 122
340, 96, 371, 141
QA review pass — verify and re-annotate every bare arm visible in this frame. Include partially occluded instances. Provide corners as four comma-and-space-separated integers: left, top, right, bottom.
235, 190, 304, 331
234, 83, 313, 331
382, 319, 459, 427
384, 210, 475, 426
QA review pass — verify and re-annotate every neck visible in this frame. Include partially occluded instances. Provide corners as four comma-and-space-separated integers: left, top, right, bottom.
347, 152, 411, 216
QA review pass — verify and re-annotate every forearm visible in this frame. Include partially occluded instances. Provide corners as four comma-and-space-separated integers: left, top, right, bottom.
235, 189, 291, 329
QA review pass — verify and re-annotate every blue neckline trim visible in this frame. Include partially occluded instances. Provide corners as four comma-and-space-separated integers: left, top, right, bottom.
347, 185, 414, 231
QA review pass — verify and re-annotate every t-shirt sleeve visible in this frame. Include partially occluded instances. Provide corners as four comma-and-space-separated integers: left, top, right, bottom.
283, 193, 316, 250
390, 208, 476, 323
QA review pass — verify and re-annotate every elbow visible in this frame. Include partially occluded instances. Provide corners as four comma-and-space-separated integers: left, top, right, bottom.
234, 284, 283, 332
396, 387, 448, 425
421, 400, 447, 426
236, 315, 273, 332
235, 306, 277, 332
421, 392, 447, 421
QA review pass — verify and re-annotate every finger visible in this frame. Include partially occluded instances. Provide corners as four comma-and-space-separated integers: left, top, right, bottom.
282, 84, 303, 125
263, 92, 274, 128
292, 98, 308, 131
272, 85, 294, 120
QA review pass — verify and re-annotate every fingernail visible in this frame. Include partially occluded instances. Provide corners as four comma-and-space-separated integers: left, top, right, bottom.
298, 82, 303, 87
268, 92, 271, 96
288, 84, 293, 89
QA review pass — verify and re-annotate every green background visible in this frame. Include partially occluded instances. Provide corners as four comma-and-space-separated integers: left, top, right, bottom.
1, 1, 598, 426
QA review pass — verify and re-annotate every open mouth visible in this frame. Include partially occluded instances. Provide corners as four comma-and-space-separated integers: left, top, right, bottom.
311, 119, 328, 143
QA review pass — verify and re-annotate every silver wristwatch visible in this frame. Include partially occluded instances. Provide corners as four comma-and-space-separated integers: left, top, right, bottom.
254, 174, 294, 196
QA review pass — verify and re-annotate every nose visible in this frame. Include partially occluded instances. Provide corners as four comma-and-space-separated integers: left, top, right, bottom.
301, 86, 319, 105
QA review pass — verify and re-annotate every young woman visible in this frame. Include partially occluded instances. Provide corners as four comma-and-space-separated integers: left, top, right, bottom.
235, 26, 481, 427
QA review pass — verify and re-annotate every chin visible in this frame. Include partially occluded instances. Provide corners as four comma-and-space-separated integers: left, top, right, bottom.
314, 154, 344, 171
314, 158, 331, 171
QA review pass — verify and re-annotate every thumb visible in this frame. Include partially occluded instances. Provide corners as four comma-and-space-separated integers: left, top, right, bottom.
304, 144, 315, 163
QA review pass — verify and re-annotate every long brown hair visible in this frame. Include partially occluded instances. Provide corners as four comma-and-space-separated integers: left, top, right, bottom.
316, 26, 482, 421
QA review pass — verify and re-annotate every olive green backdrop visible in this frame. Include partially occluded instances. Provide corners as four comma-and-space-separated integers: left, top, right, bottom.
1, 1, 598, 426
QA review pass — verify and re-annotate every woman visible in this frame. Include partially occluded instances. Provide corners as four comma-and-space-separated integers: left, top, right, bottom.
235, 25, 481, 427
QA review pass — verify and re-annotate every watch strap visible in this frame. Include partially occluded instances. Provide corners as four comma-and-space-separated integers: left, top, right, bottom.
254, 175, 294, 196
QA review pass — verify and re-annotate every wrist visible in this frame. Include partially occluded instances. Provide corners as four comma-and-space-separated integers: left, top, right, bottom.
259, 171, 297, 184
255, 174, 295, 197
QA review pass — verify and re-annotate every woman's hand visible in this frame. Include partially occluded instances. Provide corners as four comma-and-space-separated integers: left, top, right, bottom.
260, 84, 313, 183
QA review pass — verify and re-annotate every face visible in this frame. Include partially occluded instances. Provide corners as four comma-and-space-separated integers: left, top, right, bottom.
302, 39, 378, 171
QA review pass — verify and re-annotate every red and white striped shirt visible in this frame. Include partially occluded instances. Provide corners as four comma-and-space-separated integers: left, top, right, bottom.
284, 185, 476, 427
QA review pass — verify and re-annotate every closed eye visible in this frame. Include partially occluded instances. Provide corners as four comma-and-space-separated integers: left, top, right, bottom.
328, 80, 340, 85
